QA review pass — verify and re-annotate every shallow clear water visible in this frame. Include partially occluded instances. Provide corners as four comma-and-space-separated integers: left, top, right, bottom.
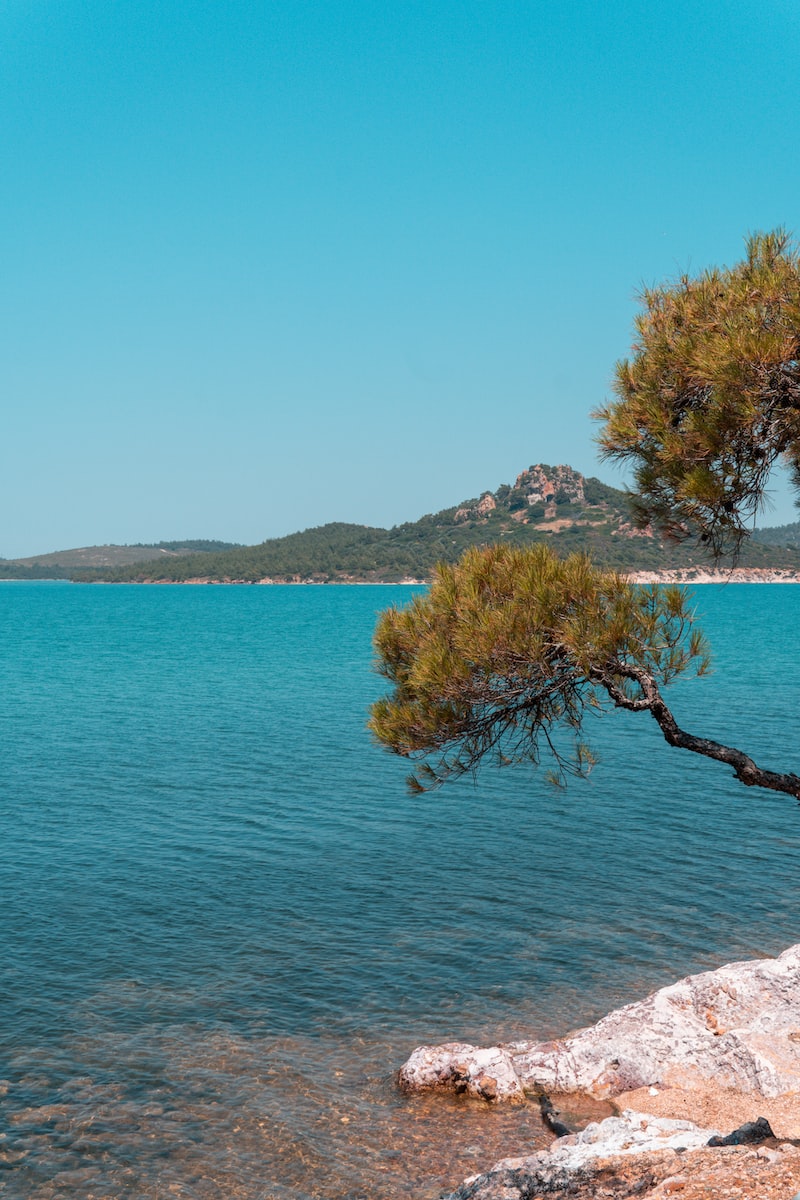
1, 582, 799, 1198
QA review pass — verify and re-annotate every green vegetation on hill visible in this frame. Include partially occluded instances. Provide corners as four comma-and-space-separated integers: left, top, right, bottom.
0, 561, 72, 580
5, 540, 242, 572
752, 521, 800, 551
131, 539, 243, 554
55, 464, 800, 583
4, 465, 799, 584
1, 540, 242, 576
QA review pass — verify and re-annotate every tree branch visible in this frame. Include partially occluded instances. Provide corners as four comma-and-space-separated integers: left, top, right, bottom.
598, 663, 800, 800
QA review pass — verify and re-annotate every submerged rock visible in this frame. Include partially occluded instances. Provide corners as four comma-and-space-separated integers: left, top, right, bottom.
399, 944, 800, 1103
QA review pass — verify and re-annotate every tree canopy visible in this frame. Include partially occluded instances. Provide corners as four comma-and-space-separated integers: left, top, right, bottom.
371, 232, 800, 803
370, 543, 800, 799
596, 229, 800, 557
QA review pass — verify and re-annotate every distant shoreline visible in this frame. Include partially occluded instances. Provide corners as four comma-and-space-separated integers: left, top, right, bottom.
0, 576, 429, 585
3, 570, 800, 585
122, 576, 430, 586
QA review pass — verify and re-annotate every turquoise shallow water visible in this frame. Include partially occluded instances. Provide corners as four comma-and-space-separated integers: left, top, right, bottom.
1, 582, 799, 1198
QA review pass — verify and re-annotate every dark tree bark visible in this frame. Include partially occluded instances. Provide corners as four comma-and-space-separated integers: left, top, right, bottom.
595, 664, 800, 801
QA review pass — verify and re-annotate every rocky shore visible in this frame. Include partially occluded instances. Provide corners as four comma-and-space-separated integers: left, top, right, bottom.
444, 1112, 800, 1199
400, 945, 800, 1198
625, 567, 800, 584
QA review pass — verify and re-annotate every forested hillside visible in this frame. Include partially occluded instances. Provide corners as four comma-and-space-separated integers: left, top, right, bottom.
751, 521, 800, 550
40, 464, 800, 583
4, 540, 241, 573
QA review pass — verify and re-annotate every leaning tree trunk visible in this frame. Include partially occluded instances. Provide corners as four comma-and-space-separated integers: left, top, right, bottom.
595, 664, 800, 801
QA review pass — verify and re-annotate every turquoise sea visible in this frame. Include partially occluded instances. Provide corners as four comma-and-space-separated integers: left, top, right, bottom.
2, 582, 799, 1199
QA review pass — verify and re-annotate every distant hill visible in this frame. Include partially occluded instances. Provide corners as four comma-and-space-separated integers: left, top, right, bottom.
2, 540, 242, 574
752, 520, 800, 550
38, 463, 800, 583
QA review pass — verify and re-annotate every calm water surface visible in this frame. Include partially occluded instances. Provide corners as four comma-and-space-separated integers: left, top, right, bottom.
1, 582, 799, 1198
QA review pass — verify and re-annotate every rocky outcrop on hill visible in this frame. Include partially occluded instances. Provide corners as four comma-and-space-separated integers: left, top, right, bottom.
400, 944, 800, 1105
455, 464, 592, 524
513, 463, 586, 506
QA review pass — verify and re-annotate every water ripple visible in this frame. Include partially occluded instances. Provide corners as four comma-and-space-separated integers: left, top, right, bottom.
1, 582, 798, 1196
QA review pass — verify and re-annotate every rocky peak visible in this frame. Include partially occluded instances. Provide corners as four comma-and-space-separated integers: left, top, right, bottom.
454, 464, 590, 524
513, 464, 586, 506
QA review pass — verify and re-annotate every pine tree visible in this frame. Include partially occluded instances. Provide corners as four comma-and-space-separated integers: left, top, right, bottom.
370, 544, 800, 800
596, 230, 800, 558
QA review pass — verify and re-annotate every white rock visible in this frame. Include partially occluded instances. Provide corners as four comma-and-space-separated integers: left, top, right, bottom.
400, 944, 800, 1101
494, 1110, 719, 1171
398, 1041, 525, 1101
445, 1111, 721, 1198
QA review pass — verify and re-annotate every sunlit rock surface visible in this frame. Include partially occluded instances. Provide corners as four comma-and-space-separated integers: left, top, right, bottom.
443, 1111, 800, 1200
444, 1110, 719, 1198
400, 944, 800, 1101
399, 1043, 525, 1102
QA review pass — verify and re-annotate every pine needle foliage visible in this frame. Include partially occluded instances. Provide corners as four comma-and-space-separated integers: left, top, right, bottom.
596, 230, 800, 557
370, 544, 709, 792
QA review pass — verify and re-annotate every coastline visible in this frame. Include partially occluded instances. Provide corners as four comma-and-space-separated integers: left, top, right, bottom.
625, 567, 800, 584
0, 576, 429, 585
4, 568, 800, 585
62, 570, 800, 585
407, 946, 800, 1200
121, 576, 430, 585
153, 568, 800, 585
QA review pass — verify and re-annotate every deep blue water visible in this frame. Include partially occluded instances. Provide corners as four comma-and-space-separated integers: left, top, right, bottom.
1, 582, 799, 1199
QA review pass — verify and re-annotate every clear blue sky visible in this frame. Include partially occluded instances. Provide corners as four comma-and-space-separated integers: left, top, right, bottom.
3, 0, 800, 557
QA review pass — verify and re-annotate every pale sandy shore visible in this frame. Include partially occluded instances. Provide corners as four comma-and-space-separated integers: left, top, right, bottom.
625, 567, 800, 584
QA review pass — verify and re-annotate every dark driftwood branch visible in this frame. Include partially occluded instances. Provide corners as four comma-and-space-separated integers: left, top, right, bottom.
595, 663, 800, 800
